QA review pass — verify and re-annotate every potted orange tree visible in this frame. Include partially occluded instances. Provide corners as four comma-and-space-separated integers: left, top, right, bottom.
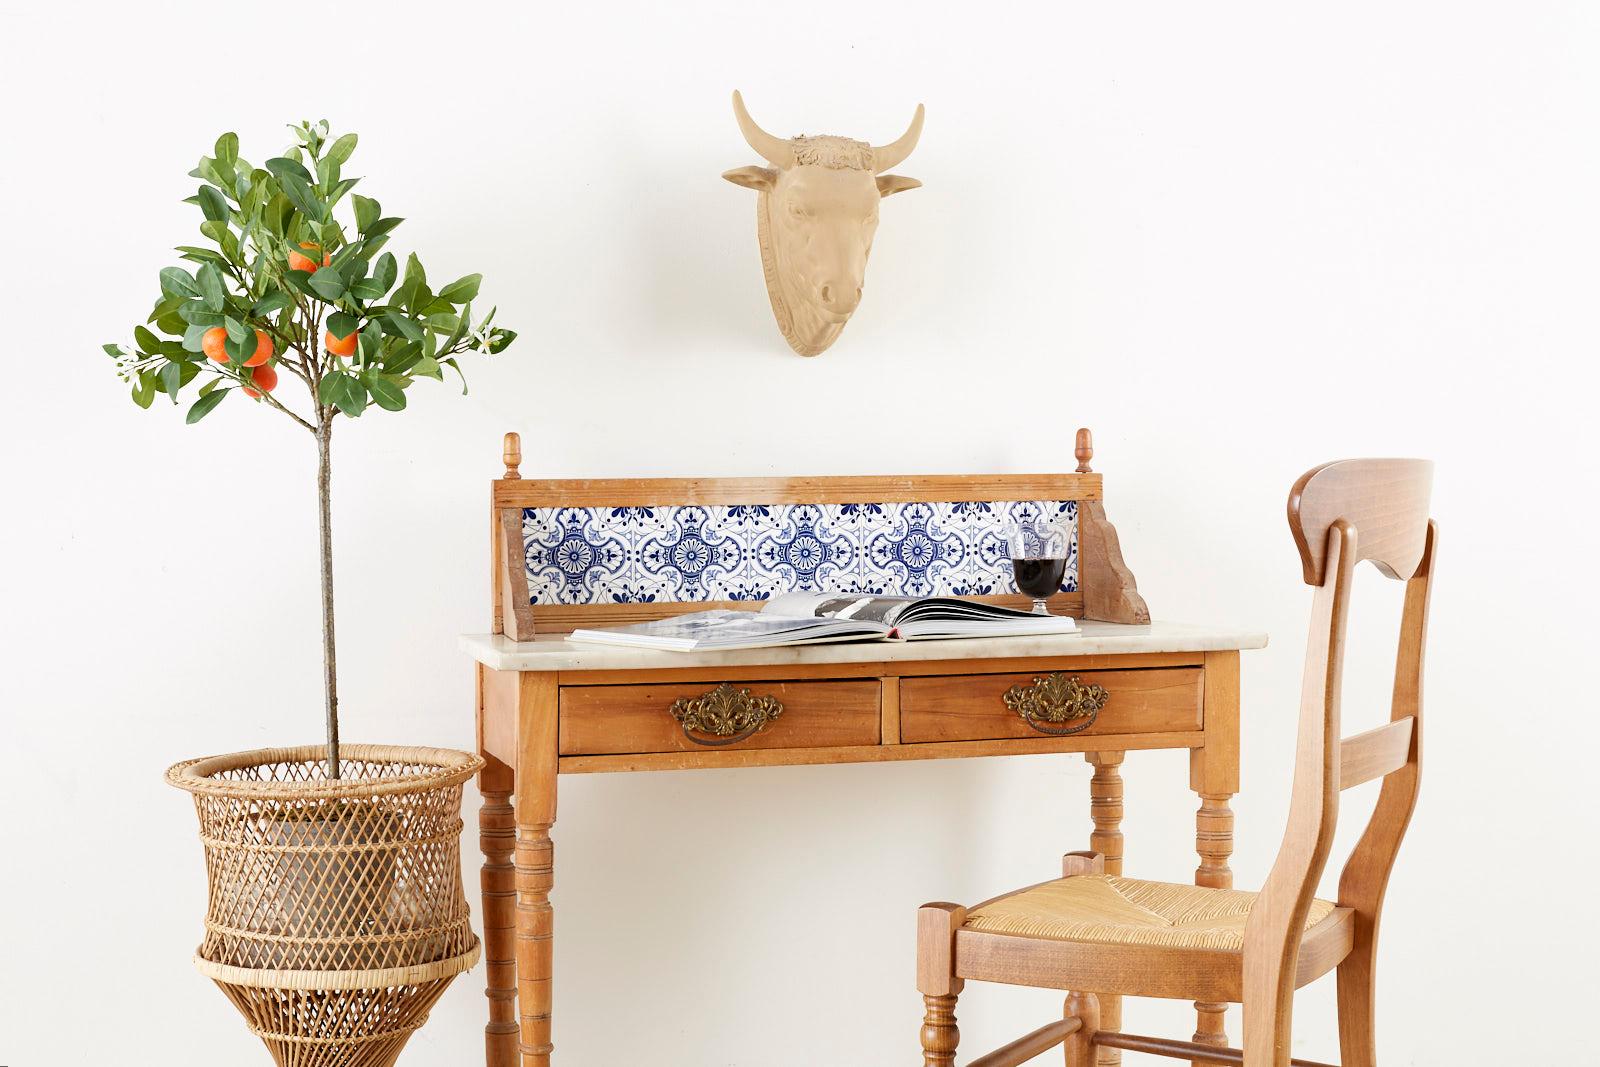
107, 121, 512, 1065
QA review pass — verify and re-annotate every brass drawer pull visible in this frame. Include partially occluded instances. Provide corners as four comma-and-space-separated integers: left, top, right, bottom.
1002, 673, 1109, 736
668, 683, 785, 747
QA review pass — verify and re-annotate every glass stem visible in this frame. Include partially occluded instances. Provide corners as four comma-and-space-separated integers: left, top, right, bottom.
1032, 598, 1050, 616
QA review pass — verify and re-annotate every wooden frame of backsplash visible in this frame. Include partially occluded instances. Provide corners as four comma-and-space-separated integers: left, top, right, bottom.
489, 428, 1149, 639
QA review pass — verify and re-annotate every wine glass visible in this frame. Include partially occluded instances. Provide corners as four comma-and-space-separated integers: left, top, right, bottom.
1007, 521, 1070, 616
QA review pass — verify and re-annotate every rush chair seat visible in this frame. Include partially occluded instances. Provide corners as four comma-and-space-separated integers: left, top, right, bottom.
916, 459, 1436, 1067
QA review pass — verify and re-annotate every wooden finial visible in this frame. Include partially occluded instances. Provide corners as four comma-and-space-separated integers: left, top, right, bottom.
1075, 428, 1094, 474
502, 432, 522, 480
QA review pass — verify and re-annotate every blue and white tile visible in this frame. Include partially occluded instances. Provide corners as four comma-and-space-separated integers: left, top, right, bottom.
519, 498, 1079, 606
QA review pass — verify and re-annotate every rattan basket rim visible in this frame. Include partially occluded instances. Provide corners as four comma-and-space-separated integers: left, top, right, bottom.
166, 744, 484, 799
193, 941, 481, 990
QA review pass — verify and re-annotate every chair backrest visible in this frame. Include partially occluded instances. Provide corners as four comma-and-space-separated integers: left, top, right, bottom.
1241, 459, 1437, 1066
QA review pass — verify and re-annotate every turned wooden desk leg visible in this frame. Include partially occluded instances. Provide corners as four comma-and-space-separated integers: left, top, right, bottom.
1192, 792, 1235, 1061
515, 672, 560, 1067
1191, 651, 1241, 1067
480, 765, 519, 1067
1086, 751, 1125, 1067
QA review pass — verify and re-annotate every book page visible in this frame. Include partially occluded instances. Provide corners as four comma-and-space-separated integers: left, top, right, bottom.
763, 592, 920, 625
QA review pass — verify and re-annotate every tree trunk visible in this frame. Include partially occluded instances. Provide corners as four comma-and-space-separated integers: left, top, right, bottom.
317, 416, 341, 779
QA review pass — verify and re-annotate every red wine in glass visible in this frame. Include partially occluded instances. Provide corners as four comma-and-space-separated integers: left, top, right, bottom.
1007, 522, 1070, 615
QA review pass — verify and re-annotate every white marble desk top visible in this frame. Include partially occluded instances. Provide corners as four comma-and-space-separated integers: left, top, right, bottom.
459, 620, 1267, 674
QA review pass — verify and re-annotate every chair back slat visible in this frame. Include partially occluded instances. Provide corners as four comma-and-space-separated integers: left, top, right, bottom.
1288, 459, 1433, 585
1338, 718, 1415, 791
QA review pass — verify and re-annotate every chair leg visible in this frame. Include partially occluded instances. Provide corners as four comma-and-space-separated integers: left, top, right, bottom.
1063, 992, 1100, 1067
918, 903, 967, 1067
1335, 926, 1378, 1067
922, 994, 961, 1067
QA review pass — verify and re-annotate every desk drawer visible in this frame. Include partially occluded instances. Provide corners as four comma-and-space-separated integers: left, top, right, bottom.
559, 679, 881, 755
899, 668, 1202, 743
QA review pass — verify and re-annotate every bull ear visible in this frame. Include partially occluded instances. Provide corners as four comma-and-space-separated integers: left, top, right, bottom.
876, 174, 922, 198
723, 166, 777, 191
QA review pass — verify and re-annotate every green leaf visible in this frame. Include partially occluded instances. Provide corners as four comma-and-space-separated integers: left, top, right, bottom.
385, 313, 424, 341
307, 270, 346, 301
148, 293, 186, 326
363, 372, 406, 411
441, 355, 469, 395
252, 291, 291, 317
175, 244, 230, 267
352, 194, 380, 233
198, 219, 231, 249
350, 279, 386, 301
197, 185, 229, 222
182, 322, 210, 353
225, 330, 259, 363
196, 264, 226, 312
103, 343, 125, 358
440, 301, 470, 352
325, 176, 359, 207
265, 156, 315, 187
316, 154, 340, 190
365, 216, 404, 240
318, 372, 366, 416
412, 354, 443, 381
131, 372, 156, 409
263, 193, 292, 237
134, 325, 161, 354
214, 132, 239, 165
318, 371, 342, 405
403, 253, 426, 290
357, 328, 382, 363
198, 377, 223, 397
326, 311, 359, 340
157, 360, 183, 400
337, 381, 367, 417
185, 390, 228, 424
283, 269, 315, 294
160, 267, 201, 299
489, 328, 517, 354
325, 132, 358, 167
179, 303, 224, 328
438, 273, 482, 304
372, 251, 397, 292
224, 316, 248, 344
283, 175, 326, 222
384, 340, 423, 375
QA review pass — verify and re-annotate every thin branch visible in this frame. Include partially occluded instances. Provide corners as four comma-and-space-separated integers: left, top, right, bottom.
257, 385, 316, 432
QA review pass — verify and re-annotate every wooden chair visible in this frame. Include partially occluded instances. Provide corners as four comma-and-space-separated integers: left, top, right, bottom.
916, 459, 1436, 1067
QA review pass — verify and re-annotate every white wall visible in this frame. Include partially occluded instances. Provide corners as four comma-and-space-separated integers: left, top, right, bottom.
3, 2, 1597, 1063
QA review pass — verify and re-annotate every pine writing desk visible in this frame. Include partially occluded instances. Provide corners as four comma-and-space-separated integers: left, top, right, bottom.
461, 431, 1267, 1067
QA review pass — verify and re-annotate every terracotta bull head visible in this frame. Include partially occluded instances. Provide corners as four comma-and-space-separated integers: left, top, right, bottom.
722, 90, 924, 357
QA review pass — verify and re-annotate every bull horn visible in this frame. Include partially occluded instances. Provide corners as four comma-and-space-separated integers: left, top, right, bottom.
872, 103, 925, 174
732, 90, 792, 169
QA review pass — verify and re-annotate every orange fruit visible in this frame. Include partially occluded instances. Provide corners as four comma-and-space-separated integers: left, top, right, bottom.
242, 362, 278, 398
287, 241, 330, 273
324, 328, 358, 357
242, 329, 274, 367
201, 326, 228, 364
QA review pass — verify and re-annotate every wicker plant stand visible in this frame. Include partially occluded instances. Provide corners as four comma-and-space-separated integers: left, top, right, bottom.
168, 745, 484, 1067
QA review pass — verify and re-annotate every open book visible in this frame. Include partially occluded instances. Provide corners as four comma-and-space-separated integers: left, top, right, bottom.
566, 592, 1078, 652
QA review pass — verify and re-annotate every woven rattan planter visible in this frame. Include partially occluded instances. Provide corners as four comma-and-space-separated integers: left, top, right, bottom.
168, 745, 484, 1067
